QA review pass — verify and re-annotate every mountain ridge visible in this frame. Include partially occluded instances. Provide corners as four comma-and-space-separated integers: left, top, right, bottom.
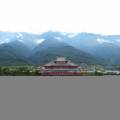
0, 31, 120, 65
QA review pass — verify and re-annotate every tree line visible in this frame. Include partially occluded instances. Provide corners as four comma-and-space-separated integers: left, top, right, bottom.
0, 66, 39, 76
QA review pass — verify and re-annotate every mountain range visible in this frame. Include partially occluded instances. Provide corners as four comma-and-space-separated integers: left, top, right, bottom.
0, 31, 120, 66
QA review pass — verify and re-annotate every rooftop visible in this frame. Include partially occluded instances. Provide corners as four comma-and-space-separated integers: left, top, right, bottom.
44, 57, 79, 67
55, 57, 66, 62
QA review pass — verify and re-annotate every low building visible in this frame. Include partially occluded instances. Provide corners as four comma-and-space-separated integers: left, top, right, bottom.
39, 57, 82, 76
103, 70, 120, 75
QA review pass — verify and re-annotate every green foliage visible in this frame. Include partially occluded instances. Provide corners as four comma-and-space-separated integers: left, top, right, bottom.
0, 66, 37, 76
81, 71, 104, 76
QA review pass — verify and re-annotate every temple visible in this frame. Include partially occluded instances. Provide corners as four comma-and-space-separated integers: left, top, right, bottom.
39, 57, 82, 76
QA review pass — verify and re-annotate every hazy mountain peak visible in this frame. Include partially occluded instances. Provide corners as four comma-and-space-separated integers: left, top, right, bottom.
1, 31, 120, 65
67, 33, 78, 38
60, 32, 68, 36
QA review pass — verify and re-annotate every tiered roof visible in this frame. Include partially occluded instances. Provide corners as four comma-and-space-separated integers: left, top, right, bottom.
44, 57, 78, 67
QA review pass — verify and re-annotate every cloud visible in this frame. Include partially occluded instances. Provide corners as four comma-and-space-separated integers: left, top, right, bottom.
16, 33, 24, 42
0, 38, 10, 44
97, 38, 114, 44
67, 33, 78, 38
35, 39, 45, 44
0, 41, 5, 44
116, 39, 120, 42
54, 36, 62, 41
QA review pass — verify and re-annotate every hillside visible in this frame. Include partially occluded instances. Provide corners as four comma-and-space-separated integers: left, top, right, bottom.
1, 31, 120, 65
30, 38, 102, 65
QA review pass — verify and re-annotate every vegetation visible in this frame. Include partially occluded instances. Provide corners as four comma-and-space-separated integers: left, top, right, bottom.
81, 71, 104, 76
0, 64, 120, 76
0, 66, 37, 76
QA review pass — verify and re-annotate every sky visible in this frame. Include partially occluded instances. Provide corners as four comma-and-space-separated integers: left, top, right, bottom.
0, 0, 120, 35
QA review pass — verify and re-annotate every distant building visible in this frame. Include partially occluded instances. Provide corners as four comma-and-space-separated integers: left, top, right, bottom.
39, 57, 82, 76
103, 70, 120, 75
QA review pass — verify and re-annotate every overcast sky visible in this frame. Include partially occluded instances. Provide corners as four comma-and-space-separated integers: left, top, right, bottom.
0, 0, 120, 34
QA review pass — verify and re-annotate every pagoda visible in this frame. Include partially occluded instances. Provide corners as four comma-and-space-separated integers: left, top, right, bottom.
39, 57, 82, 76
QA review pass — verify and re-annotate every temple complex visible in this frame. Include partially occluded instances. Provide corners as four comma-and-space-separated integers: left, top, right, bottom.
39, 57, 82, 76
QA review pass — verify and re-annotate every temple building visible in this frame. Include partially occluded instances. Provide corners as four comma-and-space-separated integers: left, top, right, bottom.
39, 57, 82, 76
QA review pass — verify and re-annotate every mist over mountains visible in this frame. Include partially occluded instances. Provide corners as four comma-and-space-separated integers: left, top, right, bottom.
0, 31, 120, 65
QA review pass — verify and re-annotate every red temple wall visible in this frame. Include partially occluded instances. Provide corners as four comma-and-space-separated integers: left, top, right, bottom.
42, 72, 81, 76
45, 66, 78, 69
